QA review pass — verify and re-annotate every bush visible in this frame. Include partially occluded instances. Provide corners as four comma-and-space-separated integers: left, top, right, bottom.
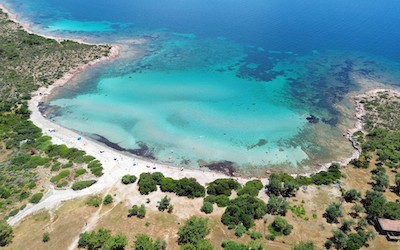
267, 195, 289, 216
86, 196, 101, 207
160, 177, 177, 192
72, 180, 96, 190
87, 160, 104, 177
269, 217, 293, 236
207, 178, 241, 196
128, 204, 146, 218
248, 231, 262, 240
121, 174, 137, 185
237, 180, 263, 196
134, 234, 166, 250
50, 170, 70, 184
235, 224, 247, 237
0, 220, 14, 246
213, 195, 228, 207
103, 194, 113, 205
42, 232, 50, 243
138, 173, 158, 195
221, 194, 267, 229
201, 201, 214, 214
174, 178, 205, 198
158, 196, 170, 212
324, 202, 343, 223
178, 216, 210, 245
29, 192, 43, 204
75, 168, 87, 178
78, 228, 127, 250
343, 189, 361, 202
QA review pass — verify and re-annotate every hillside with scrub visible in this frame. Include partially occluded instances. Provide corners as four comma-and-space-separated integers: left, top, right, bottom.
0, 9, 110, 220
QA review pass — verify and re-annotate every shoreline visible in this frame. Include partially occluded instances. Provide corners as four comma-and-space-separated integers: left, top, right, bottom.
4, 2, 400, 225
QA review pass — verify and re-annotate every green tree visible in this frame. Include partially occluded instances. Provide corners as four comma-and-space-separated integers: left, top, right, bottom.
267, 195, 289, 216
128, 204, 146, 218
29, 192, 43, 204
121, 174, 137, 185
138, 173, 158, 195
134, 234, 166, 250
42, 232, 50, 243
350, 204, 365, 218
270, 216, 293, 236
78, 228, 127, 250
178, 216, 210, 245
343, 189, 361, 202
325, 202, 343, 223
201, 201, 214, 214
330, 229, 348, 250
158, 196, 170, 212
235, 225, 246, 237
0, 220, 14, 246
103, 194, 113, 205
341, 219, 355, 233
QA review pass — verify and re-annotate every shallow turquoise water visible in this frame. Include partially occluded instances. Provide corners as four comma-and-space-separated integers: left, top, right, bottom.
3, 0, 400, 174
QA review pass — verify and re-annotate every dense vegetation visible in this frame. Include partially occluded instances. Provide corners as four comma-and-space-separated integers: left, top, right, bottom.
0, 9, 110, 219
78, 228, 127, 250
138, 172, 205, 198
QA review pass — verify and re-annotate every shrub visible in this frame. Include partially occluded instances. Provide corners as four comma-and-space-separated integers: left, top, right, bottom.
72, 180, 96, 190
160, 177, 176, 192
29, 192, 43, 204
128, 204, 146, 218
201, 201, 214, 214
78, 228, 127, 250
221, 194, 267, 229
269, 217, 293, 236
87, 160, 103, 177
207, 178, 241, 196
50, 170, 70, 184
86, 196, 101, 207
215, 195, 230, 207
343, 189, 361, 202
103, 194, 113, 205
74, 168, 87, 178
42, 232, 50, 243
174, 178, 205, 198
121, 174, 137, 185
158, 196, 170, 212
237, 180, 263, 196
235, 224, 247, 237
324, 202, 343, 223
248, 230, 262, 240
138, 173, 158, 195
0, 220, 13, 246
178, 216, 210, 245
267, 195, 289, 216
133, 234, 166, 250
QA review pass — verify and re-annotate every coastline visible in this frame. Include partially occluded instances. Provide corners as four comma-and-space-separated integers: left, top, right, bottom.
4, 1, 400, 226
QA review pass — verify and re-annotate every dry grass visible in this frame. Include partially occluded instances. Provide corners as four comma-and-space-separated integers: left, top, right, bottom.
5, 199, 96, 250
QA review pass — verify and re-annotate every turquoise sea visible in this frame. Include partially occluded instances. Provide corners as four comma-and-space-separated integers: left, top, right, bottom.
3, 0, 400, 175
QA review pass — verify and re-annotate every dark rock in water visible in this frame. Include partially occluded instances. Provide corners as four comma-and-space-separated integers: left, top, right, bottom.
128, 141, 156, 160
93, 134, 156, 160
306, 114, 319, 123
199, 160, 236, 176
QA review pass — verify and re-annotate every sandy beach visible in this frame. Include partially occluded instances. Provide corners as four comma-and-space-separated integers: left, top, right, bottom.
4, 1, 400, 227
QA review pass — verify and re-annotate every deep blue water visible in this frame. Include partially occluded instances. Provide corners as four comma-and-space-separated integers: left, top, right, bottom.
3, 0, 400, 174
